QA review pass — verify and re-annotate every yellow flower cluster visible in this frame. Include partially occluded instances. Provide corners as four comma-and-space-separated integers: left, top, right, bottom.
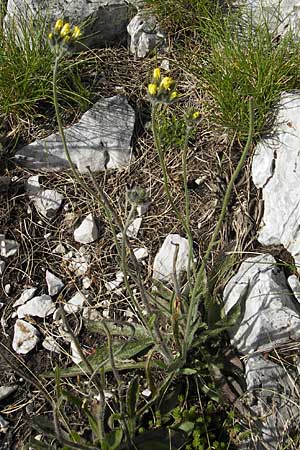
147, 68, 178, 104
48, 18, 81, 49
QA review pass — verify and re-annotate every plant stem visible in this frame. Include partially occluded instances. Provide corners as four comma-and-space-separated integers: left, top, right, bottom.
182, 97, 254, 359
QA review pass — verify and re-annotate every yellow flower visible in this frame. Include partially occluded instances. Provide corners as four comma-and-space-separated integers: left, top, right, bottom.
72, 26, 81, 39
54, 18, 64, 33
148, 83, 157, 96
153, 68, 161, 80
169, 91, 178, 101
48, 32, 53, 40
160, 76, 174, 90
63, 35, 71, 44
192, 111, 200, 119
60, 22, 71, 38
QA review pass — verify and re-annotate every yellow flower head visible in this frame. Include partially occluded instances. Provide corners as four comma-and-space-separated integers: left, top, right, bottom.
169, 91, 178, 101
72, 26, 81, 39
48, 32, 53, 40
60, 22, 71, 38
153, 68, 161, 80
63, 35, 71, 44
160, 76, 174, 90
192, 111, 200, 119
148, 83, 157, 96
54, 18, 64, 33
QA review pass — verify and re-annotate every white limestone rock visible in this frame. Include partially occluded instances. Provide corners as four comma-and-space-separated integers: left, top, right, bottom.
238, 0, 300, 36
251, 92, 300, 272
133, 247, 149, 260
64, 292, 86, 314
288, 275, 300, 303
13, 287, 37, 307
26, 174, 41, 195
0, 260, 5, 275
153, 234, 190, 284
42, 336, 60, 353
126, 218, 142, 238
0, 234, 18, 257
223, 254, 300, 354
127, 11, 167, 58
74, 214, 99, 244
33, 189, 64, 219
0, 415, 9, 432
0, 385, 18, 401
46, 270, 64, 296
12, 319, 40, 354
15, 96, 135, 173
244, 354, 300, 449
17, 294, 55, 319
5, 0, 132, 49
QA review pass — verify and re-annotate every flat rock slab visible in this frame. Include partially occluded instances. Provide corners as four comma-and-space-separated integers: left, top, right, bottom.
14, 96, 135, 173
5, 0, 134, 49
252, 92, 300, 271
223, 254, 300, 354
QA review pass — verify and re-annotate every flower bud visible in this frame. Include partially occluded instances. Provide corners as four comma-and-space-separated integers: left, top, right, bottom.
169, 91, 178, 101
72, 26, 81, 39
153, 68, 161, 80
54, 18, 64, 33
60, 22, 71, 38
160, 77, 174, 90
148, 83, 157, 96
192, 111, 200, 119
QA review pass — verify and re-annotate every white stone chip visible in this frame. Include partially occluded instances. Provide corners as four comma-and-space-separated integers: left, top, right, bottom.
74, 213, 99, 244
0, 235, 19, 257
0, 259, 5, 275
133, 247, 149, 260
0, 414, 9, 432
70, 341, 82, 364
13, 287, 37, 307
17, 295, 55, 319
42, 337, 60, 354
46, 270, 64, 296
288, 275, 300, 303
12, 319, 40, 354
33, 189, 64, 219
126, 218, 142, 238
64, 292, 86, 314
153, 234, 190, 284
0, 385, 18, 401
82, 277, 92, 289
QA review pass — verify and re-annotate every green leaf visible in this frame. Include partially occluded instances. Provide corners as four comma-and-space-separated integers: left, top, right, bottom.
105, 428, 123, 450
85, 320, 149, 340
43, 339, 160, 378
127, 376, 139, 419
178, 421, 195, 434
180, 368, 197, 375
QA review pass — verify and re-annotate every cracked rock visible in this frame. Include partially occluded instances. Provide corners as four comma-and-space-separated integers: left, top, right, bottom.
15, 96, 135, 173
251, 92, 300, 272
224, 253, 300, 354
127, 11, 167, 58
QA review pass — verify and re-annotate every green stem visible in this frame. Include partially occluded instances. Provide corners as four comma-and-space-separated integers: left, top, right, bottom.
151, 104, 195, 280
182, 97, 254, 359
